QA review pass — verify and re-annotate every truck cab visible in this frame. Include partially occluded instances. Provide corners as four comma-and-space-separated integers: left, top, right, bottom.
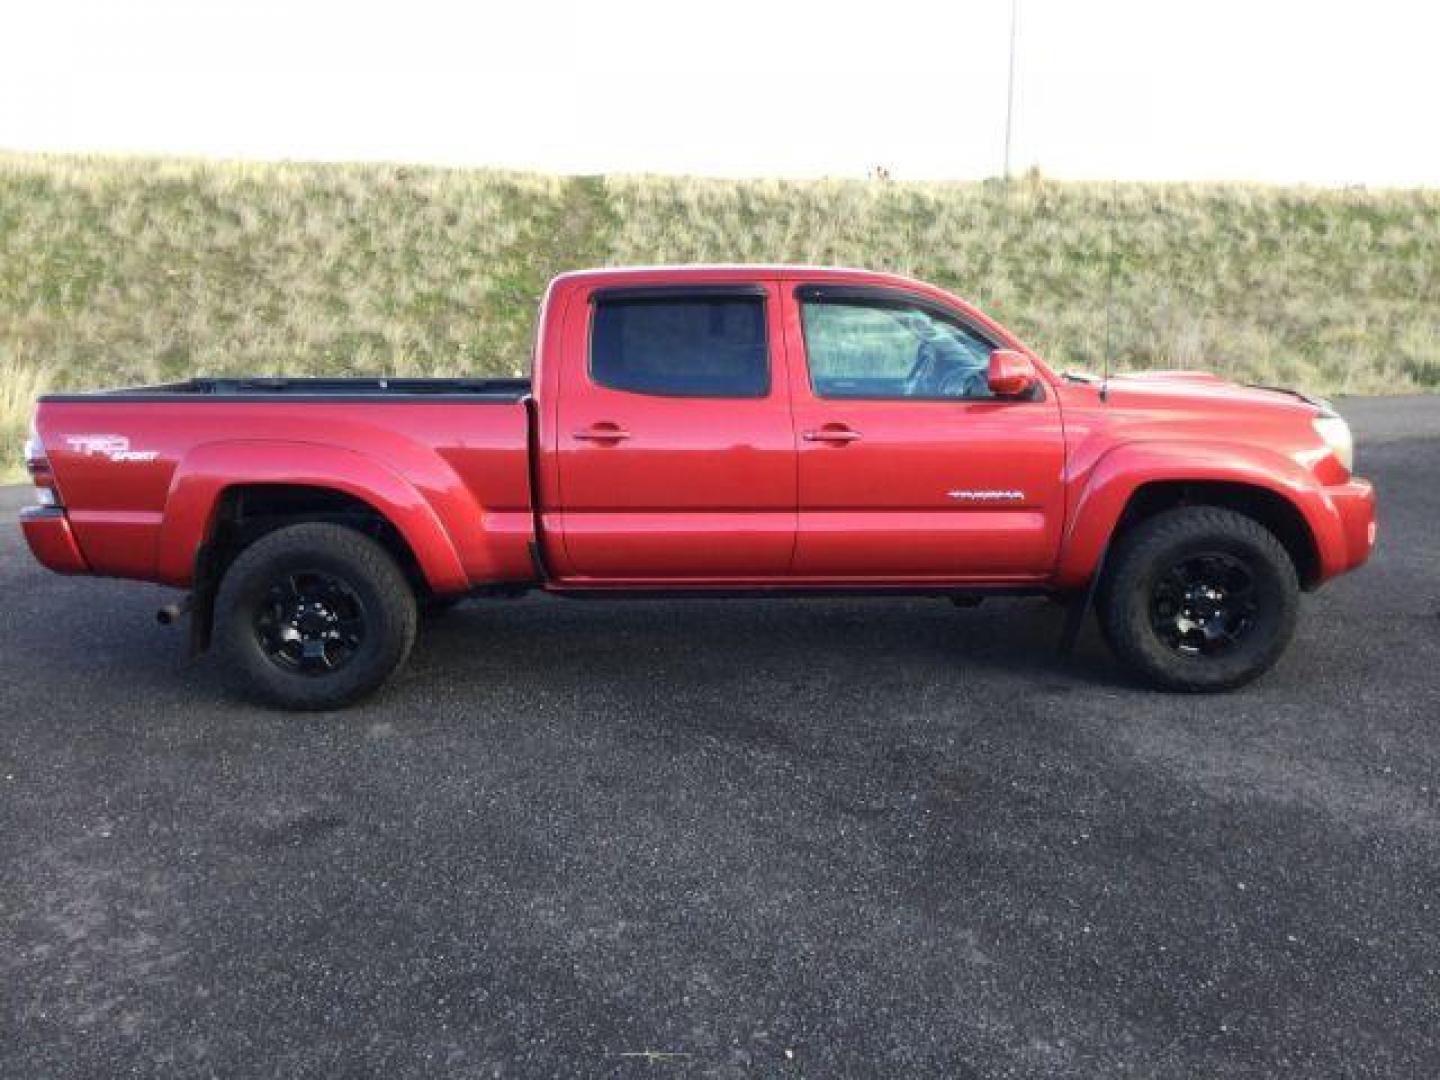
535, 267, 1064, 585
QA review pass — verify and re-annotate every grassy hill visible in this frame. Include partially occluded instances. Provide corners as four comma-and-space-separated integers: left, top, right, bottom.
3, 152, 1437, 479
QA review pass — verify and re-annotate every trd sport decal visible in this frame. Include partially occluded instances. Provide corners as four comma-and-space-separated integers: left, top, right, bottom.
65, 435, 159, 463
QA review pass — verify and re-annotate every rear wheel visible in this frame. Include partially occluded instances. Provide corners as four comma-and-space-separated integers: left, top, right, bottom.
1097, 507, 1299, 691
213, 523, 417, 710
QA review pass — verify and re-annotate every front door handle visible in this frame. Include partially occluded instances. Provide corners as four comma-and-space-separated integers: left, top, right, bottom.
802, 427, 862, 444
573, 423, 632, 442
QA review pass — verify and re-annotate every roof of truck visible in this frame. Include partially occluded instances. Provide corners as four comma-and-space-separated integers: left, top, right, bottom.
545, 264, 1033, 354
553, 264, 931, 287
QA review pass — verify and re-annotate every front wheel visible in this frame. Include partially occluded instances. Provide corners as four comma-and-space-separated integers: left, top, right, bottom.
1097, 507, 1299, 692
213, 523, 418, 710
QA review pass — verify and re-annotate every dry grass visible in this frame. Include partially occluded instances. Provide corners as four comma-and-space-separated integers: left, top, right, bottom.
1, 355, 54, 466
3, 152, 1437, 479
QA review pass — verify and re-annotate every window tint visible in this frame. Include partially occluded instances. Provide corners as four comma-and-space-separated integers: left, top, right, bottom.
802, 298, 995, 400
591, 296, 769, 397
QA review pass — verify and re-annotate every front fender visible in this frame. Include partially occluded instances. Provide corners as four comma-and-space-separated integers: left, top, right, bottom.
156, 440, 473, 592
1054, 440, 1348, 589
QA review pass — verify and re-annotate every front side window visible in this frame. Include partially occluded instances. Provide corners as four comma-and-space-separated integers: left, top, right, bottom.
591, 295, 769, 397
801, 296, 995, 400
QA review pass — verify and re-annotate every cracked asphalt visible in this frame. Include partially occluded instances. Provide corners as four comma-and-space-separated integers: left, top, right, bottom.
1, 397, 1437, 1077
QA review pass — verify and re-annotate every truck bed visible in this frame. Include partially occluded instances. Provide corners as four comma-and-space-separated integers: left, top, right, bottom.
31, 386, 538, 589
41, 376, 532, 402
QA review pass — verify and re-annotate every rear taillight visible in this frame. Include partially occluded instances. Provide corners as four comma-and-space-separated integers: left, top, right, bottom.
23, 420, 60, 508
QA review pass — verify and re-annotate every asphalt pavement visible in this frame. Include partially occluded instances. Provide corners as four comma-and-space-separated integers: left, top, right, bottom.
2, 397, 1437, 1077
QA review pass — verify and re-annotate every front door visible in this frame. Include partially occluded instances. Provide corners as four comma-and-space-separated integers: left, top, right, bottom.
554, 282, 796, 580
783, 284, 1066, 580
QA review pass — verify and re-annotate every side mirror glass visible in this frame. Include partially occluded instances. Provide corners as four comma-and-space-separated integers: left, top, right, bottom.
987, 349, 1037, 397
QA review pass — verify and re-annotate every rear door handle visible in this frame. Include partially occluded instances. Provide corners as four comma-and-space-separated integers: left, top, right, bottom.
573, 424, 631, 442
802, 427, 862, 444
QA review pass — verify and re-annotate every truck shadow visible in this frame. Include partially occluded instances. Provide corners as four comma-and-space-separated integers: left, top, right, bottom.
409, 594, 1125, 697
376, 594, 1139, 758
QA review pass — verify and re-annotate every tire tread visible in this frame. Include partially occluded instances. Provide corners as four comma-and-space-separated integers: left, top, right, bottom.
213, 522, 417, 710
1097, 506, 1299, 692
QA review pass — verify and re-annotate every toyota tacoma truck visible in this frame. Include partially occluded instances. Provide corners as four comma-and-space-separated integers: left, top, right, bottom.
20, 266, 1376, 709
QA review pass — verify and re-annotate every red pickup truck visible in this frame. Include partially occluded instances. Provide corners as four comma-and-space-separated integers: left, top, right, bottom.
21, 265, 1375, 709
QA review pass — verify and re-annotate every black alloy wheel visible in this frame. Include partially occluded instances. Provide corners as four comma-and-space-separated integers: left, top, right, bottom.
254, 569, 368, 675
1149, 551, 1259, 657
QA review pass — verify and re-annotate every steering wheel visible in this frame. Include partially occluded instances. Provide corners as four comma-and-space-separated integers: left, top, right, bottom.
935, 367, 991, 399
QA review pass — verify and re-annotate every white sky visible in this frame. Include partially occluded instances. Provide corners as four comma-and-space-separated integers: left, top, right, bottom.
3, 0, 1437, 186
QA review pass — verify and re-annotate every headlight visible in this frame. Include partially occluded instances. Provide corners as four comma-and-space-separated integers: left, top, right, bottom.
1312, 414, 1354, 473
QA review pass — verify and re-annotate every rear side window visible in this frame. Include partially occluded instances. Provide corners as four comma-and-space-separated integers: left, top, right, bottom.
590, 295, 769, 397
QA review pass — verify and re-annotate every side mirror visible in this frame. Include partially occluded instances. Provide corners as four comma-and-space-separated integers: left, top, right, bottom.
987, 349, 1037, 397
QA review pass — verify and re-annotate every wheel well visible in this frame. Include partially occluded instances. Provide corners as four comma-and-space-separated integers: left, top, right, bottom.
202, 484, 427, 596
1113, 481, 1321, 589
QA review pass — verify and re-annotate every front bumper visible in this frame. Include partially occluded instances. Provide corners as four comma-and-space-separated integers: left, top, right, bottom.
19, 506, 90, 575
1325, 477, 1377, 577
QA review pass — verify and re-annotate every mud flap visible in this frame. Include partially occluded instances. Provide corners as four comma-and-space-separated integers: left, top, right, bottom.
1058, 543, 1107, 657
187, 544, 219, 658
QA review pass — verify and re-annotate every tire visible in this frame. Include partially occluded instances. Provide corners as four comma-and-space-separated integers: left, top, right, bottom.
1097, 507, 1299, 692
213, 523, 418, 710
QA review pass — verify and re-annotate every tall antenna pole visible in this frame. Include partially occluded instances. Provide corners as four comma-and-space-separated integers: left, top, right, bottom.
1003, 0, 1019, 180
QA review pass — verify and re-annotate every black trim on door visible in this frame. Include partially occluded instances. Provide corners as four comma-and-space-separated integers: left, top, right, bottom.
590, 284, 770, 303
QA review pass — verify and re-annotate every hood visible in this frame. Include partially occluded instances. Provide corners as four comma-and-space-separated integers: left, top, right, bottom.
1100, 370, 1328, 414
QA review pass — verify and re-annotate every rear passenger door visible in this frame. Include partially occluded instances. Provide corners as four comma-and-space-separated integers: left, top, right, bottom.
554, 283, 796, 580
